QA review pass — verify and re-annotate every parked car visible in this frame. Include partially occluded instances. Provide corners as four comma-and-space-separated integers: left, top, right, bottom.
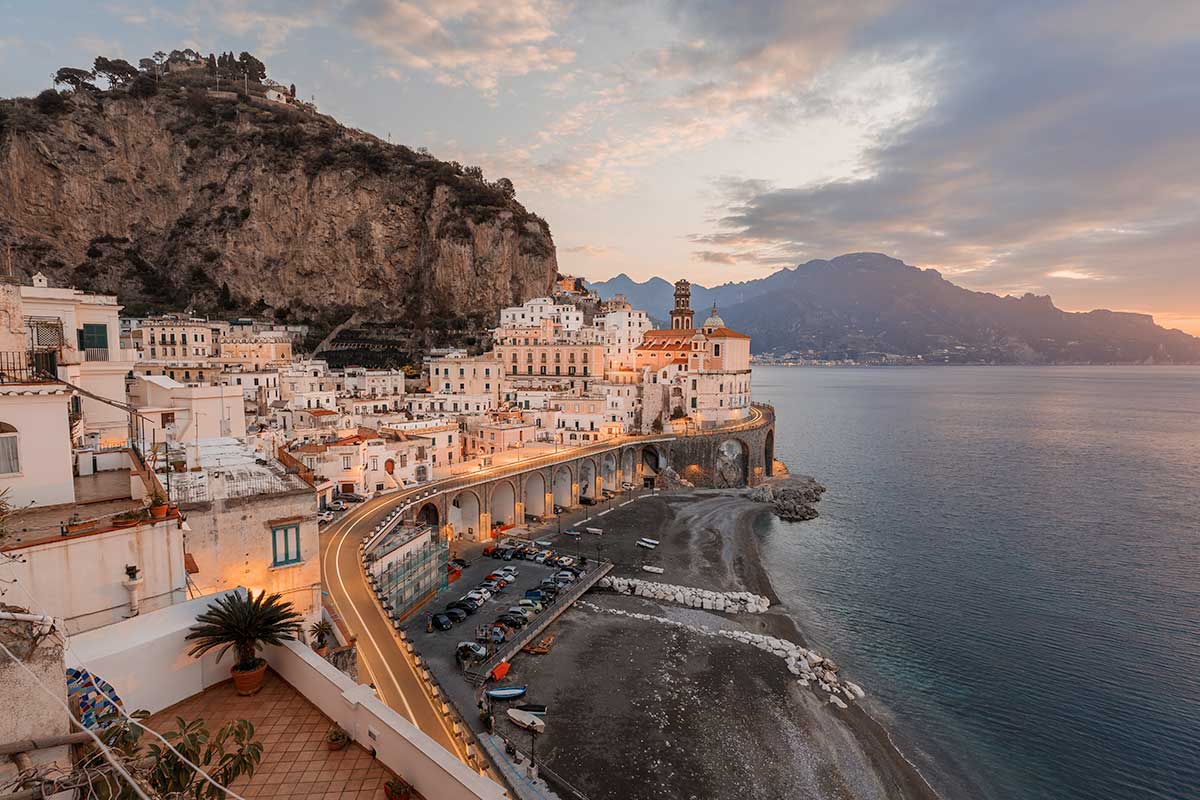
446, 601, 476, 616
337, 492, 366, 503
431, 614, 453, 631
317, 510, 335, 523
524, 589, 547, 601
328, 500, 347, 512
466, 589, 491, 602
580, 495, 597, 505
534, 539, 554, 548
485, 573, 509, 585
482, 545, 498, 558
443, 608, 468, 623
480, 580, 504, 593
555, 571, 577, 583
496, 614, 527, 629
456, 595, 484, 610
507, 606, 535, 620
451, 557, 470, 569
518, 598, 544, 613
501, 549, 517, 561
533, 551, 552, 563
456, 641, 488, 662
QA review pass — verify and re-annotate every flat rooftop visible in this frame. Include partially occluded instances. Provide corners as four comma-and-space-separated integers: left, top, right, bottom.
3, 469, 143, 548
148, 670, 411, 800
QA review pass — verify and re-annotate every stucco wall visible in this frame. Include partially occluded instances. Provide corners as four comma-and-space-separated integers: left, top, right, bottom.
0, 388, 75, 507
666, 405, 775, 488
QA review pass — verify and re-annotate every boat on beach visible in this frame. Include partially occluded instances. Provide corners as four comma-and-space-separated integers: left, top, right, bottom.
515, 703, 547, 716
636, 539, 657, 549
642, 565, 665, 574
506, 708, 546, 733
486, 686, 528, 700
639, 537, 660, 546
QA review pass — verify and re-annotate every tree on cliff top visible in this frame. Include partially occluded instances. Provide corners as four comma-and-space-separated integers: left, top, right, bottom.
53, 66, 96, 92
94, 56, 140, 87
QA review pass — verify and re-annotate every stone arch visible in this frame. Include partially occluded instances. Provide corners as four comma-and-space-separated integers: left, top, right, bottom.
416, 502, 439, 528
524, 471, 546, 518
552, 464, 573, 509
764, 429, 775, 477
449, 489, 481, 540
642, 444, 663, 475
491, 480, 517, 529
578, 458, 596, 498
715, 439, 750, 488
601, 452, 617, 492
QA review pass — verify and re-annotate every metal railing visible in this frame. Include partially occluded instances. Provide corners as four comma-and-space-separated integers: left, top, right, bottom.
0, 350, 57, 383
84, 347, 110, 362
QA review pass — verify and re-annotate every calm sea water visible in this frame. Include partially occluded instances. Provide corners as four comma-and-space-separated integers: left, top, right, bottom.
753, 366, 1200, 800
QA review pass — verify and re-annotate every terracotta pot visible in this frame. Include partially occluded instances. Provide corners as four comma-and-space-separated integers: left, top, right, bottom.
315, 646, 329, 658
326, 737, 348, 751
231, 661, 267, 695
111, 518, 139, 528
149, 504, 168, 519
384, 785, 411, 800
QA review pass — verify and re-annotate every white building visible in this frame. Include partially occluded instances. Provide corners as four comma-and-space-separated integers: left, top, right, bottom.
594, 296, 652, 370
498, 296, 584, 331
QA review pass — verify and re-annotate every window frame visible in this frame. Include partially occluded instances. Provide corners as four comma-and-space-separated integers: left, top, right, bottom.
271, 523, 302, 567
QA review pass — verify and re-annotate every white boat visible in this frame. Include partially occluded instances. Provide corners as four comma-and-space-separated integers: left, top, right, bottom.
639, 538, 660, 546
636, 540, 657, 549
585, 527, 603, 535
642, 565, 665, 574
506, 708, 546, 733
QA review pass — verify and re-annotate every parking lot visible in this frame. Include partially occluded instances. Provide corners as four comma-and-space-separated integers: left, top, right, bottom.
404, 538, 593, 722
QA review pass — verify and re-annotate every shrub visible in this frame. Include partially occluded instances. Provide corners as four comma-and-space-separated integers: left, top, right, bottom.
35, 89, 67, 115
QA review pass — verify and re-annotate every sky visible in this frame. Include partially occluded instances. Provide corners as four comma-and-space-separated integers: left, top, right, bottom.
1, 1, 1198, 334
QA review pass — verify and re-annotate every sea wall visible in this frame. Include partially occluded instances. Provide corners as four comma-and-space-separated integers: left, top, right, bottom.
666, 404, 776, 488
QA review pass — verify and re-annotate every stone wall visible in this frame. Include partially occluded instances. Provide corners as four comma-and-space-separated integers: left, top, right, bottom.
665, 404, 775, 488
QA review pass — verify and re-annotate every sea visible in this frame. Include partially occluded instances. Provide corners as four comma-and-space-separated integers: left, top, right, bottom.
752, 366, 1200, 800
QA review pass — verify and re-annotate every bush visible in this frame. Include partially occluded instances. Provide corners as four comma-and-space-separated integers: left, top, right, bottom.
129, 74, 158, 98
35, 89, 67, 115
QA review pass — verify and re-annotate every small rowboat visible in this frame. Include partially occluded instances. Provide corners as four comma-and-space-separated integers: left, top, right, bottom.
639, 537, 660, 546
636, 540, 657, 549
507, 708, 545, 733
485, 686, 527, 701
642, 565, 665, 575
515, 703, 547, 716
585, 527, 603, 535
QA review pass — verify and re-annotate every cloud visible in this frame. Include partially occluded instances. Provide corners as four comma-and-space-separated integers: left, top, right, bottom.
688, 2, 1200, 311
563, 244, 616, 257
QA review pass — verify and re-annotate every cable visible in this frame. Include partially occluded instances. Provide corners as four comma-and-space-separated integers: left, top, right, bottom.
0, 640, 152, 800
0, 572, 248, 800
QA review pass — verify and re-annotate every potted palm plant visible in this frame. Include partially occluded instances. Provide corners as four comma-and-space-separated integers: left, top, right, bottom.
384, 777, 413, 800
185, 589, 302, 695
309, 619, 334, 657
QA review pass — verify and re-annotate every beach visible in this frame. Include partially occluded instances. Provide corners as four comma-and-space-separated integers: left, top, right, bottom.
492, 486, 942, 800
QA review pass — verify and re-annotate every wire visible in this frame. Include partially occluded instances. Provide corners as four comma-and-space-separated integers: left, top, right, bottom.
0, 640, 152, 800
0, 572, 248, 800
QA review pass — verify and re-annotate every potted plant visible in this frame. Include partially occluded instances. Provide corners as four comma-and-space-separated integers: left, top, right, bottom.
325, 726, 350, 751
185, 589, 302, 695
148, 490, 169, 519
309, 619, 334, 657
384, 777, 413, 800
112, 509, 145, 528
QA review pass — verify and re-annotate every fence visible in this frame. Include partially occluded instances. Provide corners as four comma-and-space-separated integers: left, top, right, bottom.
0, 349, 57, 383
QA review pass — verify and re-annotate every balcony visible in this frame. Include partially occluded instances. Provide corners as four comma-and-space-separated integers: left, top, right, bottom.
84, 346, 111, 362
0, 349, 58, 384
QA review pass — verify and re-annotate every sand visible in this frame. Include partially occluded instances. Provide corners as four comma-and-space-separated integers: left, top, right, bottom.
489, 490, 943, 800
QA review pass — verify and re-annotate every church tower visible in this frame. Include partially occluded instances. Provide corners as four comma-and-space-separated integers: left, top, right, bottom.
670, 279, 694, 330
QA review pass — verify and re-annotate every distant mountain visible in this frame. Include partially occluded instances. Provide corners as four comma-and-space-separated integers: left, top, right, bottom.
588, 253, 1200, 364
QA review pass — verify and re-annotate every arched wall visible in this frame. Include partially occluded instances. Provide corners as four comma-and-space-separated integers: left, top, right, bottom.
448, 490, 481, 540
491, 480, 517, 528
552, 464, 573, 508
524, 471, 546, 518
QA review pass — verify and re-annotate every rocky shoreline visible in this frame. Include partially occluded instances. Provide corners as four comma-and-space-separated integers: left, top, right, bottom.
494, 485, 941, 800
746, 474, 827, 521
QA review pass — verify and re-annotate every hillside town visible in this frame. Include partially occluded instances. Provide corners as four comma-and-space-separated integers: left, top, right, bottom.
0, 270, 754, 626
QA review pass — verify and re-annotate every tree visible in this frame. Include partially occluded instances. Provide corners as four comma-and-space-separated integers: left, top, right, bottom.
238, 51, 267, 82
34, 88, 67, 114
207, 53, 217, 73
93, 56, 139, 87
219, 281, 235, 309
185, 589, 302, 672
289, 82, 296, 97
463, 164, 484, 181
495, 177, 516, 199
129, 74, 158, 98
53, 66, 95, 92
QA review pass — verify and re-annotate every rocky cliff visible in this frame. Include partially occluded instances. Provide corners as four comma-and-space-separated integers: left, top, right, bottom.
0, 82, 557, 330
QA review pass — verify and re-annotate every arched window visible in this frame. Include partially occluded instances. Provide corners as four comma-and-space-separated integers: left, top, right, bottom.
0, 422, 18, 474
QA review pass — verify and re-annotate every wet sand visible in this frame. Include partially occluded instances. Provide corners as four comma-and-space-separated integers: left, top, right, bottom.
493, 490, 941, 800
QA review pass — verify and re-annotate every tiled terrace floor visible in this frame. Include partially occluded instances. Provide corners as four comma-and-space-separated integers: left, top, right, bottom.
148, 670, 402, 799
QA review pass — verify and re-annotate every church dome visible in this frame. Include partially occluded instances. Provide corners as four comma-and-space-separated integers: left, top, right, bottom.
702, 303, 724, 329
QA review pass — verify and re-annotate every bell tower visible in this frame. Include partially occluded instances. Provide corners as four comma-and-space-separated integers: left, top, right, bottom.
670, 279, 694, 330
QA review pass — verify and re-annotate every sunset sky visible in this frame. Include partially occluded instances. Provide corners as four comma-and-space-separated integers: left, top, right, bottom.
2, 1, 1198, 333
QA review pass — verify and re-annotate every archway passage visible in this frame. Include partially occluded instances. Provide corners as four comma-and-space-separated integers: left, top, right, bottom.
449, 490, 481, 540
385, 458, 395, 475
602, 453, 617, 492
553, 465, 572, 509
524, 471, 546, 519
491, 481, 517, 529
764, 430, 775, 477
715, 439, 750, 488
579, 459, 596, 498
642, 445, 662, 475
621, 449, 635, 486
416, 502, 439, 528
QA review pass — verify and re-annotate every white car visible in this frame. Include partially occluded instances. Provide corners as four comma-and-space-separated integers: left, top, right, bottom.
317, 510, 334, 523
328, 500, 347, 512
499, 566, 519, 578
555, 571, 577, 583
467, 589, 492, 602
507, 606, 535, 620
518, 598, 543, 612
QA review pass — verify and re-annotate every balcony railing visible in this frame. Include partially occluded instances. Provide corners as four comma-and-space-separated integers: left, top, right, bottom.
84, 347, 111, 362
0, 350, 57, 384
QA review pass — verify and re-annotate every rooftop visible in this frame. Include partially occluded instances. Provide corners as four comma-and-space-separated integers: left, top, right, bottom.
3, 467, 152, 549
147, 670, 407, 800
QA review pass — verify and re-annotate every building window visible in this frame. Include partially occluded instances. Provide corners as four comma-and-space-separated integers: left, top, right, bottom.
0, 423, 18, 474
714, 343, 721, 357
271, 524, 301, 566
342, 456, 351, 469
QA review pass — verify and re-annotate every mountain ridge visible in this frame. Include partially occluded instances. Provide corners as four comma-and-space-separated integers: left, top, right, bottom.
588, 253, 1200, 364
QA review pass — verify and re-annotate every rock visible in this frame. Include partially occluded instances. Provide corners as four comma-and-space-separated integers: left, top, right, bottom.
829, 696, 848, 710
845, 681, 866, 699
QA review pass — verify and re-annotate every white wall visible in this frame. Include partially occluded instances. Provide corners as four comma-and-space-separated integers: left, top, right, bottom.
0, 388, 75, 507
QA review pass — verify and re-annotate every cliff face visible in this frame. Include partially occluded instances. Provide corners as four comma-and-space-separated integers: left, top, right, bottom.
0, 85, 556, 325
